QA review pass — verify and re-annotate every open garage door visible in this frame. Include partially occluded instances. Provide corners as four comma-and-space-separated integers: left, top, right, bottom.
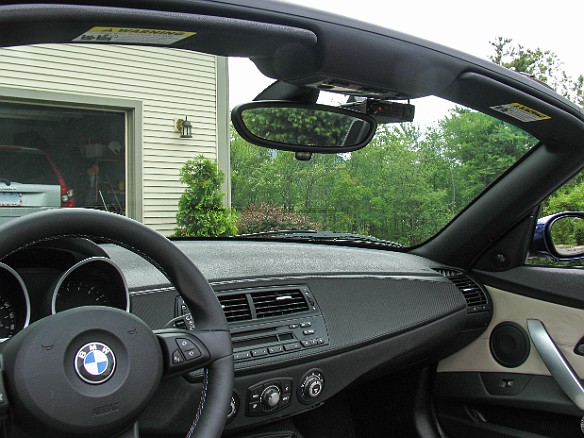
0, 101, 127, 223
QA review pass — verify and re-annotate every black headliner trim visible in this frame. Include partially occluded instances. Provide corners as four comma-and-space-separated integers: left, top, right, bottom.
0, 4, 317, 56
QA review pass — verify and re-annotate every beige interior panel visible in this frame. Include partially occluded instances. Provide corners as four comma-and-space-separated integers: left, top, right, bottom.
438, 286, 584, 378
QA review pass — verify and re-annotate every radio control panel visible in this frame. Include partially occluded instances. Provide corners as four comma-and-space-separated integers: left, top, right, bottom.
230, 315, 329, 362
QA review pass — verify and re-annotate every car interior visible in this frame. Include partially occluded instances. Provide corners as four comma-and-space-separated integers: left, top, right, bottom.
1, 1, 584, 438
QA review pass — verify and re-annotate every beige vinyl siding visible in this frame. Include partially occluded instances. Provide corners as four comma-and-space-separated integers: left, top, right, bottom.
0, 44, 222, 235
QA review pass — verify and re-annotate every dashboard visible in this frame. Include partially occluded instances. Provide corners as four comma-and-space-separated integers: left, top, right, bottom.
0, 237, 493, 435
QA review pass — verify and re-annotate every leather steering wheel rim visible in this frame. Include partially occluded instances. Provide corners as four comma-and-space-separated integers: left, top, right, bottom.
0, 209, 234, 438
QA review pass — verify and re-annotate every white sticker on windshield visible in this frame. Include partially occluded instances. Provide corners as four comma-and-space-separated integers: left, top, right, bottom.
490, 103, 551, 122
73, 27, 196, 45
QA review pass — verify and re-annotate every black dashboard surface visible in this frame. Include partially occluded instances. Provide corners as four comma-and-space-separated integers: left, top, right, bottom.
101, 240, 488, 433
103, 240, 445, 286
2, 239, 490, 434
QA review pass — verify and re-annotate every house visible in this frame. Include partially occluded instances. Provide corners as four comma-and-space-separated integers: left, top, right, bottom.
0, 44, 229, 235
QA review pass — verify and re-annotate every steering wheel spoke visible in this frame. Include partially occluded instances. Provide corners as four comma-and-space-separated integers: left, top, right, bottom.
155, 329, 232, 378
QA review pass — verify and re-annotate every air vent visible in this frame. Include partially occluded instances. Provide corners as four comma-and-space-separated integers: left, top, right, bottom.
218, 293, 252, 323
433, 268, 488, 313
251, 288, 310, 319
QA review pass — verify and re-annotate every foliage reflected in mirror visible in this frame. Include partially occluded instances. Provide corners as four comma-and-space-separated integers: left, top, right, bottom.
550, 216, 584, 258
232, 102, 376, 152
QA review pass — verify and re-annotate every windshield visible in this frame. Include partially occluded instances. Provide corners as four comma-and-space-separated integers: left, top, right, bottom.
0, 44, 536, 245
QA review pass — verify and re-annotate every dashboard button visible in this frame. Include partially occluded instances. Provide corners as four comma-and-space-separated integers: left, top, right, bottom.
289, 324, 299, 329
251, 348, 268, 357
300, 322, 312, 328
303, 329, 315, 335
281, 381, 292, 393
268, 345, 284, 354
284, 343, 300, 351
233, 351, 252, 361
248, 402, 261, 415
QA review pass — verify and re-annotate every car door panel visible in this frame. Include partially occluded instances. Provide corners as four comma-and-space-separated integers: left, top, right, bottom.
438, 287, 584, 377
434, 272, 584, 438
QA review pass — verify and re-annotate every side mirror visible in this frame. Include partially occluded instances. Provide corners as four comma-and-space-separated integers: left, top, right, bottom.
532, 212, 584, 260
231, 101, 377, 154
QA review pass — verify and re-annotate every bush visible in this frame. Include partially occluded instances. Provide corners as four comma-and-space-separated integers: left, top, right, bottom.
574, 221, 584, 246
237, 204, 322, 234
174, 156, 238, 237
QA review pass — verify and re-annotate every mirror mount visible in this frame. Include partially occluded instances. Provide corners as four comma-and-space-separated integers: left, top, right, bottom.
253, 80, 319, 103
295, 151, 312, 161
342, 98, 415, 124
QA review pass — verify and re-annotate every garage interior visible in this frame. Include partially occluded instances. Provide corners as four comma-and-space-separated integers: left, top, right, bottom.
0, 101, 126, 214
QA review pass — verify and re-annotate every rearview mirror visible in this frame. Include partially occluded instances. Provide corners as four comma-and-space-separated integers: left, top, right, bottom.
231, 101, 377, 153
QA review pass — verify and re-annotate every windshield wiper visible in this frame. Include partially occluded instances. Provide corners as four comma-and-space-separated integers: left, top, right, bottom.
235, 230, 403, 249
0, 178, 11, 186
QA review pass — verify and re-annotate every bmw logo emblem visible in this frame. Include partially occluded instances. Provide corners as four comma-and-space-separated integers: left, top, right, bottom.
75, 342, 116, 384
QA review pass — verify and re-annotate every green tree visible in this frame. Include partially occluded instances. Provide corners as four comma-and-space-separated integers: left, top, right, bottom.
230, 38, 581, 247
241, 106, 355, 146
489, 37, 584, 216
436, 108, 533, 210
490, 36, 584, 105
174, 156, 238, 237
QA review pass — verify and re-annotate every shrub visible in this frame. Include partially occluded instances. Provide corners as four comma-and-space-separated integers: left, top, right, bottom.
174, 156, 238, 237
237, 204, 322, 234
574, 221, 584, 246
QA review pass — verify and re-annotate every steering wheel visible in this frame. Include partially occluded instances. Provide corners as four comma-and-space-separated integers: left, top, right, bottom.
0, 209, 234, 438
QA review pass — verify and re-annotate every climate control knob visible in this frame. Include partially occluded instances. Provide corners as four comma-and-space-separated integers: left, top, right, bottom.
261, 385, 281, 408
298, 369, 325, 404
306, 377, 323, 398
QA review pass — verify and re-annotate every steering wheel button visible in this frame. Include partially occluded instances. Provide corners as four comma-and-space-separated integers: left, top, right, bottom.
184, 349, 201, 361
176, 338, 197, 353
172, 349, 185, 364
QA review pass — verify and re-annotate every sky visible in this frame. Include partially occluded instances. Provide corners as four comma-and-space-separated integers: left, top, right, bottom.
228, 0, 584, 117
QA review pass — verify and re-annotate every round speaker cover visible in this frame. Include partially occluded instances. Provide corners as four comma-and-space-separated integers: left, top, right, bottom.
490, 322, 530, 368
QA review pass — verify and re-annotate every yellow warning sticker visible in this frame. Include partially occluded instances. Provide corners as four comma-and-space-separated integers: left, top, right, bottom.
73, 27, 196, 45
490, 103, 551, 123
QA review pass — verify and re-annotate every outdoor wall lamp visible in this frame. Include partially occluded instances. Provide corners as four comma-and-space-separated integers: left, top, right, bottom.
176, 117, 193, 138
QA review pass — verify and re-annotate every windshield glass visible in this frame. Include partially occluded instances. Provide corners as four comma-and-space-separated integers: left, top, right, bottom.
0, 44, 536, 246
